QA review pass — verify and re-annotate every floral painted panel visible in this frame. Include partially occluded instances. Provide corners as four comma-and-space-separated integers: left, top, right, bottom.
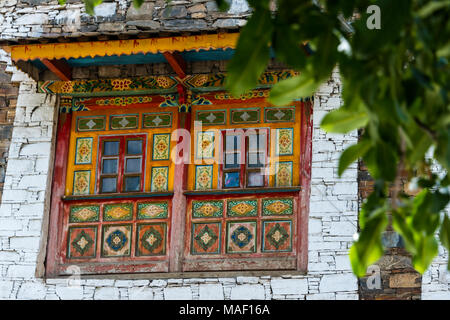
262, 220, 293, 252
262, 198, 294, 216
196, 131, 215, 159
69, 205, 100, 223
75, 137, 93, 164
152, 133, 171, 161
264, 107, 295, 123
192, 200, 224, 218
73, 170, 90, 195
110, 114, 139, 130
76, 116, 106, 132
137, 202, 169, 219
191, 222, 221, 255
226, 221, 257, 254
275, 162, 293, 187
136, 223, 167, 256
151, 166, 169, 192
103, 203, 133, 221
195, 165, 213, 190
67, 226, 97, 259
143, 112, 172, 128
276, 128, 294, 156
227, 199, 258, 217
101, 224, 132, 257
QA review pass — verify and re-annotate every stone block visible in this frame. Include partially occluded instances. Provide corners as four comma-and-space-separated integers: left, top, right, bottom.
164, 287, 192, 300
17, 282, 46, 300
199, 284, 224, 300
0, 281, 14, 298
271, 279, 308, 295
126, 2, 154, 20
319, 273, 358, 293
15, 13, 49, 25
94, 287, 119, 300
128, 287, 154, 300
389, 273, 421, 288
230, 284, 265, 300
55, 286, 84, 300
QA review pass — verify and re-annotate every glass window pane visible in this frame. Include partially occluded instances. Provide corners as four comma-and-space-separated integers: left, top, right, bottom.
225, 152, 240, 169
102, 159, 118, 174
248, 152, 265, 168
125, 158, 141, 173
103, 141, 119, 156
101, 177, 117, 193
225, 134, 241, 151
247, 171, 264, 187
224, 171, 240, 188
127, 140, 142, 155
124, 176, 141, 192
248, 133, 266, 151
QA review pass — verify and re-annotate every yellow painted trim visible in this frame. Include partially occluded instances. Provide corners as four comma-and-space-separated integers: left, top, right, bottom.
10, 33, 239, 62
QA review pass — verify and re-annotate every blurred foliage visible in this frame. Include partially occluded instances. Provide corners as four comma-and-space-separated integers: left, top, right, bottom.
60, 0, 450, 277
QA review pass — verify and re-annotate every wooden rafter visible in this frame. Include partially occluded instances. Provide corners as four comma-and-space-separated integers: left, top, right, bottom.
41, 59, 72, 81
163, 52, 187, 79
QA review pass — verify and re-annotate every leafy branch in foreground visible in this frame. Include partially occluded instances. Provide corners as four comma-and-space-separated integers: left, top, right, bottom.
62, 0, 449, 277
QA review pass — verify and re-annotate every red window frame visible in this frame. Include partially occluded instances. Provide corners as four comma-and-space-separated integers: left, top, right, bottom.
96, 134, 147, 193
218, 128, 269, 189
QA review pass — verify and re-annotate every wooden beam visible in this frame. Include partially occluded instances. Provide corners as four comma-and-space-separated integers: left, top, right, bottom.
163, 52, 187, 79
41, 59, 72, 81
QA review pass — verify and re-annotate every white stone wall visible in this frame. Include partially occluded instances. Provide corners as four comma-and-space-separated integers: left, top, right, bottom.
0, 65, 360, 300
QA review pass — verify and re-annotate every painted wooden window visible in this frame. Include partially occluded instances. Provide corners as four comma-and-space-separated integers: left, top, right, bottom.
220, 129, 269, 188
47, 94, 312, 276
98, 135, 146, 193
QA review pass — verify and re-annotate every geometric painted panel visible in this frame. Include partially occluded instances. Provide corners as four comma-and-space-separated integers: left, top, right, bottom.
192, 200, 224, 218
196, 131, 215, 159
67, 226, 97, 259
101, 224, 132, 257
73, 170, 90, 195
191, 222, 221, 255
103, 203, 133, 221
136, 223, 167, 256
262, 198, 294, 216
275, 162, 293, 187
151, 166, 169, 192
110, 114, 139, 130
143, 112, 172, 128
230, 108, 260, 124
152, 133, 170, 161
264, 107, 295, 123
262, 220, 292, 252
196, 110, 226, 125
276, 128, 294, 156
69, 205, 100, 223
226, 221, 257, 254
137, 201, 168, 219
76, 116, 106, 132
75, 137, 93, 164
195, 165, 213, 190
227, 199, 258, 217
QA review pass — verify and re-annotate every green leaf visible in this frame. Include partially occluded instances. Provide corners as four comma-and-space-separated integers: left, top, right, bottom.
418, 0, 450, 18
338, 140, 371, 176
83, 0, 104, 15
225, 4, 273, 96
133, 0, 145, 9
320, 109, 369, 133
268, 69, 323, 106
214, 0, 231, 11
412, 235, 438, 274
350, 207, 388, 277
439, 215, 450, 270
58, 0, 66, 4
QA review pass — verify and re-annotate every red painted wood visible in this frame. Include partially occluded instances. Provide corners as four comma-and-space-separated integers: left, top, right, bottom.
41, 59, 72, 81
297, 101, 313, 272
163, 52, 187, 79
46, 112, 72, 277
168, 111, 191, 272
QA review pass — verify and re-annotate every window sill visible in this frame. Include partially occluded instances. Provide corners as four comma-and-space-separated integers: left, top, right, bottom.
62, 191, 174, 201
183, 186, 301, 196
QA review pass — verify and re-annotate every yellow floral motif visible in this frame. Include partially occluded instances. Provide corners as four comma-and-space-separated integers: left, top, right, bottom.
231, 203, 255, 216
105, 206, 131, 220
73, 208, 96, 221
192, 74, 209, 87
73, 171, 90, 195
140, 204, 165, 217
266, 201, 289, 214
112, 79, 132, 90
197, 203, 219, 216
156, 76, 173, 88
60, 81, 73, 93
